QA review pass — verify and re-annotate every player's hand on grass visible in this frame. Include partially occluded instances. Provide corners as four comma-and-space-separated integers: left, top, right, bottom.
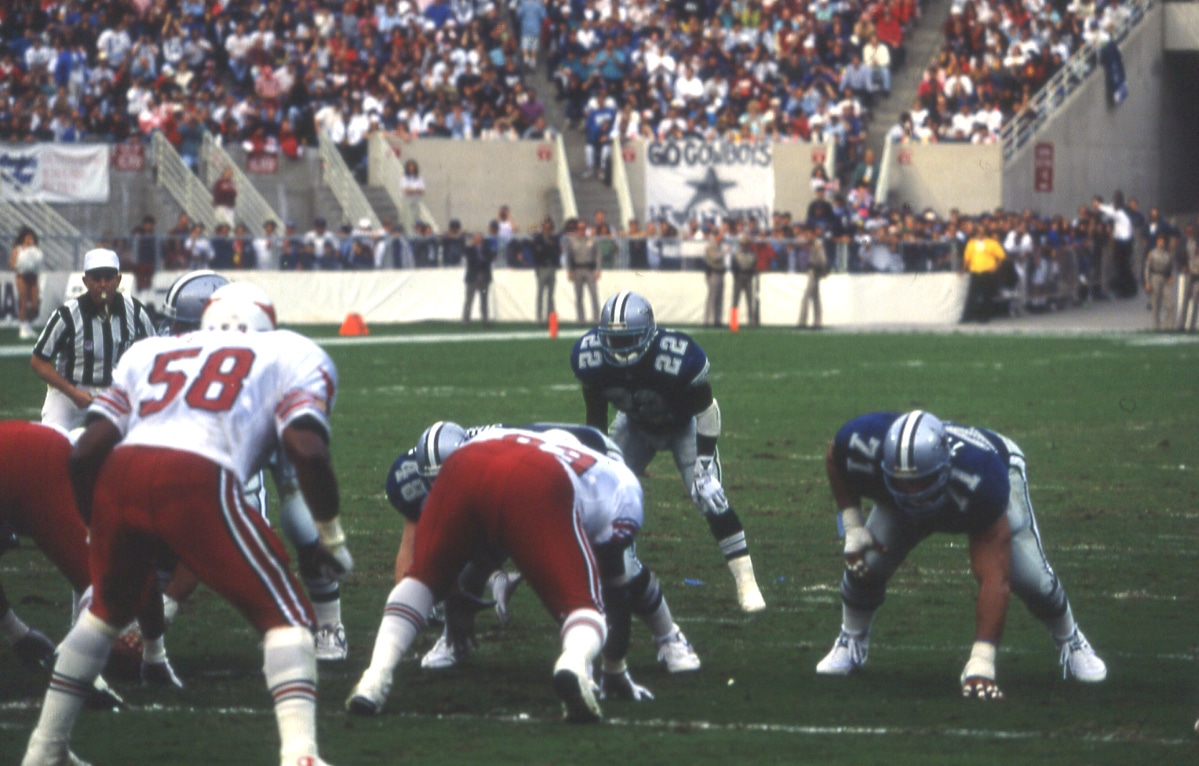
314, 518, 353, 581
600, 668, 654, 701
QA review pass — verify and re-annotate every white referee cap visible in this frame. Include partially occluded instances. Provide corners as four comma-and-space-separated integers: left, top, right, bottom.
83, 248, 121, 273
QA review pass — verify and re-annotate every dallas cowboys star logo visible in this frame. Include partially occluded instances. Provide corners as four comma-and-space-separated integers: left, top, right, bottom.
684, 167, 736, 215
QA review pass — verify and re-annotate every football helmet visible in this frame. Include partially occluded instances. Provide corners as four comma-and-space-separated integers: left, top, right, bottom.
200, 283, 278, 333
598, 291, 656, 366
161, 270, 230, 334
882, 410, 951, 519
414, 421, 468, 481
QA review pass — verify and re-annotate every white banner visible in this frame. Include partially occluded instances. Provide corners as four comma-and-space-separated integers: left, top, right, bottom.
0, 144, 110, 203
644, 139, 774, 230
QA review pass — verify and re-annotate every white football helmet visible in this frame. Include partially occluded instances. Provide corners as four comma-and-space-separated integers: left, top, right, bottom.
598, 291, 656, 367
201, 283, 277, 332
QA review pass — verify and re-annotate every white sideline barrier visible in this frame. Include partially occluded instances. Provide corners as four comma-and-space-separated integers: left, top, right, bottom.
5, 270, 967, 328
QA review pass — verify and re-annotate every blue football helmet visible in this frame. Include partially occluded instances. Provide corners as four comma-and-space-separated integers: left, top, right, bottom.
882, 410, 951, 518
598, 291, 656, 367
161, 270, 230, 334
414, 421, 468, 482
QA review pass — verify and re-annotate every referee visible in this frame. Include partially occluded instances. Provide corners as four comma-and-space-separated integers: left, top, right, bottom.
30, 248, 155, 430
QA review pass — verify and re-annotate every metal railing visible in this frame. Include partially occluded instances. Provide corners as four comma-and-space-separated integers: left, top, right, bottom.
317, 132, 381, 231
0, 191, 93, 272
201, 133, 284, 236
152, 131, 217, 231
611, 140, 635, 231
369, 133, 439, 233
554, 133, 578, 222
1000, 0, 1151, 162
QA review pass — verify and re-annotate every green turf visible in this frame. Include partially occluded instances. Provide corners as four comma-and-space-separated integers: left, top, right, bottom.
1, 325, 1197, 764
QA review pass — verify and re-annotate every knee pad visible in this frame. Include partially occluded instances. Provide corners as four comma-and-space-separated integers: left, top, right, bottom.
626, 568, 663, 617
840, 570, 887, 613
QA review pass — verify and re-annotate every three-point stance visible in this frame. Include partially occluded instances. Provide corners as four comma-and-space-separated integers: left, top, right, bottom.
816, 410, 1107, 698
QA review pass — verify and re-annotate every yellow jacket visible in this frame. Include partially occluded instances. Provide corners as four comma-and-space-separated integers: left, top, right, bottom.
963, 237, 1006, 274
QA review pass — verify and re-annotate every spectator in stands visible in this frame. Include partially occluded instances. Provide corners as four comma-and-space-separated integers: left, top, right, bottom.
209, 222, 235, 269
279, 221, 310, 271
401, 160, 425, 230
254, 220, 280, 271
517, 0, 547, 72
564, 218, 600, 324
185, 223, 213, 270
1143, 233, 1175, 332
1092, 193, 1137, 298
211, 167, 238, 229
702, 223, 729, 328
163, 213, 192, 271
731, 230, 759, 328
131, 215, 158, 291
862, 33, 892, 97
798, 224, 830, 330
530, 217, 560, 324
10, 227, 44, 340
304, 217, 338, 269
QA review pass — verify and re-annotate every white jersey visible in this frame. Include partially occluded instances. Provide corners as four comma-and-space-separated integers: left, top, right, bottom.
90, 329, 337, 484
469, 427, 643, 548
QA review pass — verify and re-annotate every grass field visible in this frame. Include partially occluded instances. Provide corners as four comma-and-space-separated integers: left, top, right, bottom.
0, 324, 1196, 765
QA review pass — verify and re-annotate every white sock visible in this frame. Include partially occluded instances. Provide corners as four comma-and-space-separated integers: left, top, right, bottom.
312, 595, 341, 628
143, 635, 167, 664
28, 611, 117, 749
559, 608, 605, 669
366, 579, 433, 679
263, 626, 318, 762
642, 599, 676, 642
0, 608, 31, 644
1045, 605, 1077, 643
842, 604, 874, 638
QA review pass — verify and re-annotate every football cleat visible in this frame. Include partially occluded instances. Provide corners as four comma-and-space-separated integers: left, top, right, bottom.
489, 570, 524, 628
655, 627, 701, 673
20, 736, 92, 766
141, 658, 184, 689
345, 669, 392, 716
552, 654, 601, 724
815, 630, 869, 675
420, 631, 469, 670
13, 629, 57, 671
314, 623, 348, 661
1058, 628, 1107, 682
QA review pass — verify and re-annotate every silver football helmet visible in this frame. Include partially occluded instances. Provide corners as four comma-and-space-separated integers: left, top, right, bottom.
414, 421, 468, 482
598, 291, 656, 367
882, 410, 951, 518
160, 270, 230, 334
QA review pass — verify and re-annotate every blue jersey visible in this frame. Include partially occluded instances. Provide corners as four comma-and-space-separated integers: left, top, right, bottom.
384, 423, 619, 523
570, 328, 711, 434
831, 412, 1011, 534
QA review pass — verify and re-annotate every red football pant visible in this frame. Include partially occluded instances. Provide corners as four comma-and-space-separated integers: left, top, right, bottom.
88, 446, 314, 633
411, 440, 603, 623
0, 421, 90, 591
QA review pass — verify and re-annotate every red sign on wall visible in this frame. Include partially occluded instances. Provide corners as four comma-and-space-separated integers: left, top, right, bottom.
536, 144, 553, 161
811, 147, 826, 164
246, 153, 279, 175
1034, 142, 1053, 192
110, 142, 145, 171
897, 149, 912, 166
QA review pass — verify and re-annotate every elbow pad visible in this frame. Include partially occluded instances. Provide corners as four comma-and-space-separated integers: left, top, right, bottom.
695, 398, 722, 440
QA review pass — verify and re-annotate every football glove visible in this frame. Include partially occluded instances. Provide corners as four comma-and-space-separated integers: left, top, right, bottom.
12, 628, 56, 671
489, 570, 524, 628
600, 668, 654, 701
444, 587, 495, 657
314, 519, 354, 581
691, 457, 729, 515
840, 506, 880, 577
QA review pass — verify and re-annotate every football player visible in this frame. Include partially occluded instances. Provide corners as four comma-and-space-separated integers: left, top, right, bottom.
1, 421, 175, 696
153, 271, 348, 661
570, 291, 766, 612
381, 422, 699, 676
22, 284, 349, 766
817, 410, 1107, 699
348, 426, 691, 720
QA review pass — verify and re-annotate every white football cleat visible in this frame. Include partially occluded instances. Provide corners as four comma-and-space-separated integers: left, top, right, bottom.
815, 630, 869, 675
551, 653, 601, 724
314, 622, 348, 661
345, 669, 392, 716
656, 626, 701, 673
21, 734, 92, 766
1058, 628, 1106, 682
420, 631, 469, 670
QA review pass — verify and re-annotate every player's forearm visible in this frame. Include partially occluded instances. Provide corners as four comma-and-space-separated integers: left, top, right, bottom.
825, 445, 860, 510
30, 356, 81, 399
283, 427, 340, 522
582, 387, 609, 432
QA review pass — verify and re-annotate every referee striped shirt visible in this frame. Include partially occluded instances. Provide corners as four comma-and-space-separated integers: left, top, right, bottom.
32, 294, 155, 387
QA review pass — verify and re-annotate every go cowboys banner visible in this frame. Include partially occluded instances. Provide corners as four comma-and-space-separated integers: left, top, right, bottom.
0, 144, 110, 203
645, 139, 773, 229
